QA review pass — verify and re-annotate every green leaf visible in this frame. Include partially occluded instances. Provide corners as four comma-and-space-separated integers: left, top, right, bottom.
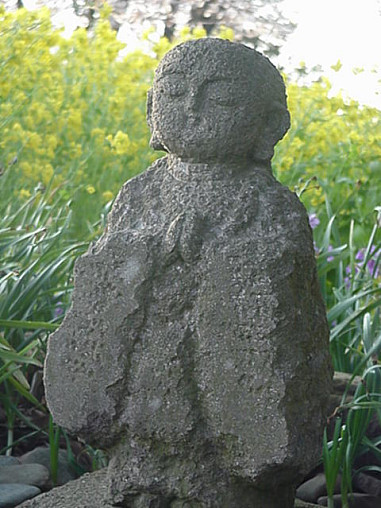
0, 319, 59, 331
327, 287, 381, 323
0, 346, 42, 367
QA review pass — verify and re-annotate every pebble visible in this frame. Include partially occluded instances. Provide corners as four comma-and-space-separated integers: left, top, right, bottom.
0, 447, 82, 507
295, 499, 321, 507
20, 447, 77, 486
0, 484, 40, 508
296, 472, 341, 503
0, 464, 49, 488
353, 472, 381, 497
317, 493, 381, 507
0, 458, 19, 468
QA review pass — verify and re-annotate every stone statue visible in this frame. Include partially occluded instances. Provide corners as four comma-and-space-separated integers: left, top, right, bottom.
41, 38, 332, 508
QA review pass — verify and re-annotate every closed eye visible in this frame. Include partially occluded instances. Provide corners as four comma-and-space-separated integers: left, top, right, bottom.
156, 74, 187, 98
205, 80, 240, 106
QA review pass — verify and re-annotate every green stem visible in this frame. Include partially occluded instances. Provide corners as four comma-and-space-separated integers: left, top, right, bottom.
6, 426, 13, 457
49, 415, 60, 486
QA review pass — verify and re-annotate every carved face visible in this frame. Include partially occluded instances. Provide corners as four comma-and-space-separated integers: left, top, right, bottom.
148, 39, 290, 163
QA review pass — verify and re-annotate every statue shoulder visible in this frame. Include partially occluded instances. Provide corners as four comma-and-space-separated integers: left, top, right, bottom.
107, 156, 169, 232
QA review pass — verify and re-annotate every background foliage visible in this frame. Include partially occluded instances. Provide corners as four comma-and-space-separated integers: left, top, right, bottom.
0, 5, 380, 504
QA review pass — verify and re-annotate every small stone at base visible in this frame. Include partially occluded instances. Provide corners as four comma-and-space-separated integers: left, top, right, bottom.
0, 484, 40, 508
295, 498, 321, 507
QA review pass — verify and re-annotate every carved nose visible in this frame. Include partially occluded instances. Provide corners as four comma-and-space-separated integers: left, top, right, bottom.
185, 90, 199, 114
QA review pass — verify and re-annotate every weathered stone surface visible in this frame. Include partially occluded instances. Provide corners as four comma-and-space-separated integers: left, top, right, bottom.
45, 38, 332, 507
17, 471, 323, 508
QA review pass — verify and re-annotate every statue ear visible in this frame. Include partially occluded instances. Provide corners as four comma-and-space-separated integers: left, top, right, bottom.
146, 88, 166, 152
146, 88, 153, 129
253, 104, 290, 162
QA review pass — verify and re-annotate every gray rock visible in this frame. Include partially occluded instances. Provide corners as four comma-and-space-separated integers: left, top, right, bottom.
0, 464, 49, 488
317, 493, 381, 507
0, 484, 40, 508
353, 472, 381, 497
44, 38, 332, 507
332, 372, 361, 396
296, 473, 341, 503
0, 458, 19, 468
20, 447, 77, 486
295, 500, 321, 508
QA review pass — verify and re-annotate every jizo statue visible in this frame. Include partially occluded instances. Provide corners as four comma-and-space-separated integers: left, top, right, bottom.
44, 38, 332, 508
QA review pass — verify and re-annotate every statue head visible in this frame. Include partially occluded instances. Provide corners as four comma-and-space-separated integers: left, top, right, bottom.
147, 38, 290, 164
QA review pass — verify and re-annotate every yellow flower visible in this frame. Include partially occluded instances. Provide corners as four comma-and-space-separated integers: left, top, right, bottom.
279, 155, 294, 172
310, 186, 324, 207
91, 127, 106, 142
179, 26, 191, 39
102, 190, 114, 201
46, 134, 58, 149
74, 169, 84, 184
99, 3, 112, 19
218, 26, 234, 41
108, 131, 131, 155
331, 60, 342, 72
41, 163, 54, 185
15, 91, 27, 102
67, 110, 82, 132
142, 26, 156, 40
26, 132, 43, 151
19, 189, 31, 199
153, 37, 172, 59
69, 142, 82, 158
1, 3, 379, 236
352, 67, 364, 75
13, 123, 23, 135
290, 137, 304, 152
193, 27, 207, 39
25, 115, 35, 130
20, 161, 33, 179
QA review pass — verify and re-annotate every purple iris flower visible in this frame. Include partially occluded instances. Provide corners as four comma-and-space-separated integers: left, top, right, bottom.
345, 246, 380, 281
355, 248, 366, 262
54, 302, 64, 319
327, 245, 334, 262
368, 259, 377, 277
309, 213, 320, 229
355, 246, 380, 278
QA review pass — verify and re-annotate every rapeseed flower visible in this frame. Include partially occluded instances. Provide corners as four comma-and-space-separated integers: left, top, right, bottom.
107, 131, 131, 155
19, 189, 31, 199
0, 6, 379, 241
102, 190, 114, 202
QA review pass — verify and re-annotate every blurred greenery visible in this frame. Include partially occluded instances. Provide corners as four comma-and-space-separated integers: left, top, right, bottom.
0, 4, 380, 503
